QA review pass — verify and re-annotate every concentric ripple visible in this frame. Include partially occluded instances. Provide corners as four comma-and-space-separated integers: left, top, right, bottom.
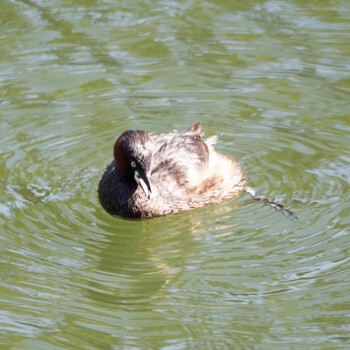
1, 0, 350, 349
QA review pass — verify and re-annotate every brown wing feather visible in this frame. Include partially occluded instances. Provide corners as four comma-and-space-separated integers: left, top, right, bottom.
151, 123, 210, 189
186, 121, 202, 135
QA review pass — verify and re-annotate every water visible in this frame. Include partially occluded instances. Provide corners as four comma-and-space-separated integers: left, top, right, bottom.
1, 0, 350, 349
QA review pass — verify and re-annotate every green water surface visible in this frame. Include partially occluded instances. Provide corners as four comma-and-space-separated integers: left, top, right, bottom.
1, 0, 350, 349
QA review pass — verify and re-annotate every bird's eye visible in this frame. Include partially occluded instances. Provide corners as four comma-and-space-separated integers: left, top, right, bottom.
131, 161, 136, 168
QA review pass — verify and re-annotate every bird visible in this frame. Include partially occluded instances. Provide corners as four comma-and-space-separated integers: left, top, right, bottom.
98, 122, 246, 218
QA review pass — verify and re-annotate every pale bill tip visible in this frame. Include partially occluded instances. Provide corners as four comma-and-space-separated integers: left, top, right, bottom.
134, 171, 151, 199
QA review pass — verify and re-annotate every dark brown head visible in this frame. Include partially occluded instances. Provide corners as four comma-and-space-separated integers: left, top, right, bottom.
113, 130, 153, 198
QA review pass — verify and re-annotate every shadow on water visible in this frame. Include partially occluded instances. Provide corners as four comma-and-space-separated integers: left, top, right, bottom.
86, 199, 244, 309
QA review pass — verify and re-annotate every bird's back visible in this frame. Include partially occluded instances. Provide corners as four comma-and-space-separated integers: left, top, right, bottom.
147, 123, 245, 212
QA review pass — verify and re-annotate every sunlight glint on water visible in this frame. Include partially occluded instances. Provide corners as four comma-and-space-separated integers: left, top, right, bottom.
1, 0, 350, 348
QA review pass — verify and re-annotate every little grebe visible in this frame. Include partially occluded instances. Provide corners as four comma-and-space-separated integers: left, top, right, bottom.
98, 122, 245, 218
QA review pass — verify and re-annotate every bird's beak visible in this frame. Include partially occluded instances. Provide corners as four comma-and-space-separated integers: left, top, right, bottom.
134, 169, 152, 199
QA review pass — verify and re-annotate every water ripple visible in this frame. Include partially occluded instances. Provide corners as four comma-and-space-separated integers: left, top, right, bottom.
1, 0, 350, 348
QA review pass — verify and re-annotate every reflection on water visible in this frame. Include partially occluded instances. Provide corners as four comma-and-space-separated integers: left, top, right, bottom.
1, 0, 350, 348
